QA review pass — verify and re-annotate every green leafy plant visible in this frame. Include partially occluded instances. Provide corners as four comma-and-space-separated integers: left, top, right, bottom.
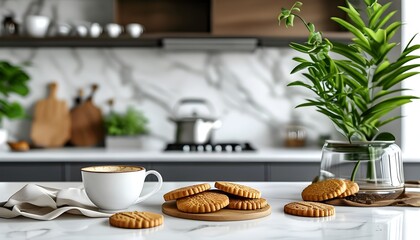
104, 107, 149, 136
0, 61, 30, 124
278, 0, 420, 143
279, 0, 420, 182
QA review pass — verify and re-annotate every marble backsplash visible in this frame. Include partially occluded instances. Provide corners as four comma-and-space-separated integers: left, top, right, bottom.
1, 47, 335, 149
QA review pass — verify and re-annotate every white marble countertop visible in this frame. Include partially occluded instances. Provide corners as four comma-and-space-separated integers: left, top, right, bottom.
0, 147, 323, 162
0, 181, 419, 240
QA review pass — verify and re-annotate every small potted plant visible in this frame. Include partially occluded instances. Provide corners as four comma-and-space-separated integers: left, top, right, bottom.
278, 0, 420, 201
0, 61, 31, 145
104, 106, 149, 149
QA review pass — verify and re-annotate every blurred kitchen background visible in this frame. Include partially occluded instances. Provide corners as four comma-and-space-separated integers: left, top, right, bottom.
0, 0, 344, 150
2, 0, 419, 182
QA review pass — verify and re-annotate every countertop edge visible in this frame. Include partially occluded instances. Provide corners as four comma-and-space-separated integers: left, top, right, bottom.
0, 148, 322, 162
1, 148, 419, 163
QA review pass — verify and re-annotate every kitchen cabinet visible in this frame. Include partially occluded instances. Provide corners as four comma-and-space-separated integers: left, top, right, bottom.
269, 162, 320, 181
150, 162, 266, 181
0, 163, 63, 181
212, 0, 347, 37
0, 162, 267, 182
402, 163, 420, 181
0, 0, 351, 48
1, 161, 419, 182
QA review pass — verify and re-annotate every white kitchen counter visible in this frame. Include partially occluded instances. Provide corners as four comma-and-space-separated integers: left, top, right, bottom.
0, 181, 419, 240
0, 148, 322, 162
1, 148, 419, 163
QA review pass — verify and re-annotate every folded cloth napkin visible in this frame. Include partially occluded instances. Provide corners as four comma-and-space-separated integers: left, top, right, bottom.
0, 184, 112, 220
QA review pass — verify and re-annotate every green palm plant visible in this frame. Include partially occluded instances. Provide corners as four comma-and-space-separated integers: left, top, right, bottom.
278, 0, 420, 143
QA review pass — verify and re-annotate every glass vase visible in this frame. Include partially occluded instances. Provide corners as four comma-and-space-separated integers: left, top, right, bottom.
320, 140, 404, 201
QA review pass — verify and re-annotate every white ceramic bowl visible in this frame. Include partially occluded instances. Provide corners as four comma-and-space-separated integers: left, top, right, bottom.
25, 15, 51, 38
55, 23, 72, 36
106, 23, 122, 38
126, 23, 144, 38
89, 23, 102, 38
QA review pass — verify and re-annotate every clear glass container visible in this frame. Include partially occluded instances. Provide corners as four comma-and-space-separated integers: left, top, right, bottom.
284, 124, 306, 148
320, 140, 404, 201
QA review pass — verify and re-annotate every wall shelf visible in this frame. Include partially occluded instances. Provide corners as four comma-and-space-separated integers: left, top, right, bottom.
0, 32, 352, 48
0, 36, 159, 48
0, 0, 351, 48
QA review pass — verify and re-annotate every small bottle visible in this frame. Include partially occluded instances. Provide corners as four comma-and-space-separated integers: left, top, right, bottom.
2, 15, 19, 36
284, 124, 307, 147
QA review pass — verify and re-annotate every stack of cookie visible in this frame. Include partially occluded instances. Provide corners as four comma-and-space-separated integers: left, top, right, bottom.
163, 182, 268, 213
284, 178, 359, 218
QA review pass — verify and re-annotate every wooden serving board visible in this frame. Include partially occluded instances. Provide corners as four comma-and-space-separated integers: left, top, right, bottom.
162, 201, 271, 221
70, 84, 104, 147
31, 82, 71, 148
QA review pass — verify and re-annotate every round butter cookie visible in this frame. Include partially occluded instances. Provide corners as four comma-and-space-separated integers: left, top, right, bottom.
284, 201, 335, 217
163, 183, 211, 201
338, 180, 359, 198
227, 197, 268, 210
215, 182, 261, 199
176, 191, 229, 213
301, 179, 346, 202
109, 211, 163, 229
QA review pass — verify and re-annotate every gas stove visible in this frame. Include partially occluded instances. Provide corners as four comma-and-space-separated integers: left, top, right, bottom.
164, 142, 256, 153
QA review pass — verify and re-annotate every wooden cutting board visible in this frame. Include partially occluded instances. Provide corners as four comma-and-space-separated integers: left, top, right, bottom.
70, 84, 104, 146
31, 82, 71, 148
162, 201, 271, 221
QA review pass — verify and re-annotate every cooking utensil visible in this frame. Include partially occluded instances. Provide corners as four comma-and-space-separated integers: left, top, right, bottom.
169, 98, 221, 144
70, 84, 104, 146
30, 82, 71, 147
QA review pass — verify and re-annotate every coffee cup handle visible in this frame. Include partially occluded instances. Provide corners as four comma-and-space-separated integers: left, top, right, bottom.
135, 170, 163, 203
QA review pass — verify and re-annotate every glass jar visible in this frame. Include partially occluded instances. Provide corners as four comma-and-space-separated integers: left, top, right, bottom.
320, 140, 404, 201
284, 124, 306, 148
2, 15, 19, 35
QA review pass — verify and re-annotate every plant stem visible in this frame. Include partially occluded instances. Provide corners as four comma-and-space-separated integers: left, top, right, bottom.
351, 160, 361, 181
367, 145, 377, 182
294, 14, 311, 33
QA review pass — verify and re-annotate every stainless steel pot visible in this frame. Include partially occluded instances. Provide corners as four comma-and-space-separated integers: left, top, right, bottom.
169, 98, 222, 144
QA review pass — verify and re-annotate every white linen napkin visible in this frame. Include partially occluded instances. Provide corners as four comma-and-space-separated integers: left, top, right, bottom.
0, 184, 112, 220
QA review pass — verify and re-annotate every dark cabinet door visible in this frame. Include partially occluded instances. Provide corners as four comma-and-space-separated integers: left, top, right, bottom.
0, 163, 63, 181
151, 162, 266, 181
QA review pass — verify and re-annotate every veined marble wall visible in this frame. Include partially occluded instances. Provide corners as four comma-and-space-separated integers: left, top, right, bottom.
0, 0, 337, 149
1, 47, 336, 149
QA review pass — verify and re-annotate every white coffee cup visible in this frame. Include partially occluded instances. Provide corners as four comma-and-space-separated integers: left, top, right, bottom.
55, 23, 72, 36
75, 25, 88, 37
89, 23, 102, 38
25, 15, 50, 38
106, 23, 122, 38
126, 23, 144, 38
81, 165, 163, 211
